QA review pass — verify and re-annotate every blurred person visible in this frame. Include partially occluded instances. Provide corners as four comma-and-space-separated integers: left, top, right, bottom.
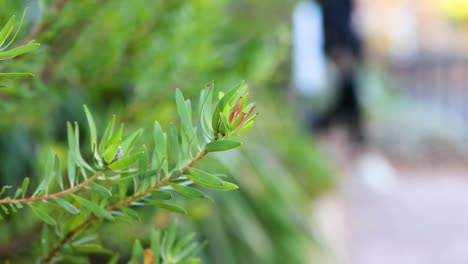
319, 0, 364, 143
293, 0, 364, 143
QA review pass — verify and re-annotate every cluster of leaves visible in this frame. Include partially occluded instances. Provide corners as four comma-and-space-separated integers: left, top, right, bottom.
0, 81, 256, 263
0, 12, 39, 80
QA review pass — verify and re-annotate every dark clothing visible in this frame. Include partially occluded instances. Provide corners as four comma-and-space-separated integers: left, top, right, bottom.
311, 0, 364, 142
321, 0, 362, 59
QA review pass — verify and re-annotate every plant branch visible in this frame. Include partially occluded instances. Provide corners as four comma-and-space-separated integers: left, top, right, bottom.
0, 172, 101, 205
41, 150, 208, 263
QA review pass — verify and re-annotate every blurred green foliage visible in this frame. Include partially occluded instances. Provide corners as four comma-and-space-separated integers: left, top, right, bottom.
0, 0, 335, 263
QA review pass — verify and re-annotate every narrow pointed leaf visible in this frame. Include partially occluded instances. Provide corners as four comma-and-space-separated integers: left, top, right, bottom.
0, 42, 40, 60
108, 151, 143, 170
187, 168, 224, 188
205, 140, 241, 152
30, 205, 56, 225
20, 177, 29, 198
153, 122, 168, 173
0, 72, 34, 79
120, 129, 143, 155
151, 230, 161, 261
130, 240, 144, 263
83, 105, 98, 156
169, 183, 206, 198
103, 124, 124, 164
55, 155, 63, 190
0, 15, 15, 47
67, 122, 76, 187
99, 115, 115, 154
168, 123, 179, 165
73, 195, 114, 220
89, 182, 112, 198
54, 197, 79, 215
176, 88, 194, 138
74, 122, 95, 172
151, 190, 172, 200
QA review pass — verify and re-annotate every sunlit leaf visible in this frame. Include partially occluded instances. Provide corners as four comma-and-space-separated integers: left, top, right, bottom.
205, 140, 241, 152
108, 151, 143, 171
187, 168, 224, 189
0, 42, 40, 60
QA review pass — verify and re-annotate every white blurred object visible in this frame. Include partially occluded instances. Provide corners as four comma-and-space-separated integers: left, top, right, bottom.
356, 151, 397, 194
292, 1, 327, 96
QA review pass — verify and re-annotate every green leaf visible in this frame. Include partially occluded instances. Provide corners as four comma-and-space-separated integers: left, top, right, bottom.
99, 115, 115, 154
0, 15, 15, 47
108, 151, 143, 170
173, 233, 196, 257
169, 183, 206, 198
151, 230, 161, 261
107, 254, 120, 264
151, 190, 172, 200
54, 197, 79, 215
34, 151, 54, 196
0, 185, 12, 197
178, 258, 201, 264
187, 168, 224, 189
74, 122, 95, 172
13, 187, 22, 199
103, 124, 124, 164
199, 82, 214, 140
41, 225, 50, 256
164, 222, 177, 254
170, 169, 181, 179
153, 122, 168, 174
168, 123, 180, 166
83, 105, 98, 157
121, 208, 140, 221
130, 239, 144, 263
176, 88, 194, 139
144, 199, 187, 214
216, 181, 239, 191
89, 182, 112, 198
1, 205, 9, 214
211, 81, 246, 134
73, 244, 112, 254
0, 42, 40, 60
20, 177, 29, 198
205, 140, 241, 152
55, 155, 63, 190
109, 175, 134, 184
0, 72, 34, 79
120, 129, 143, 156
0, 9, 27, 51
73, 195, 114, 221
67, 122, 76, 187
30, 205, 56, 225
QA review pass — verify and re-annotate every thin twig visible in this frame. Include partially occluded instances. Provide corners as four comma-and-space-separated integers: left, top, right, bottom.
41, 150, 208, 263
0, 172, 100, 205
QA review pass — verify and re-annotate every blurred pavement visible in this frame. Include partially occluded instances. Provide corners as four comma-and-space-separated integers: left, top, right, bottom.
313, 138, 468, 264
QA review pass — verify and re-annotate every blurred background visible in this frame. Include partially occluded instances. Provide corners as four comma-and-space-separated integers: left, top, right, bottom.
1, 0, 468, 263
